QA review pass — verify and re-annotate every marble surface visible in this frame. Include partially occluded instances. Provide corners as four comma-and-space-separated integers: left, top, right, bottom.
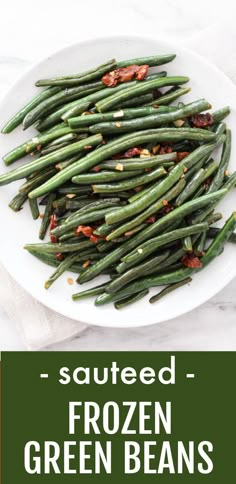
0, 0, 236, 350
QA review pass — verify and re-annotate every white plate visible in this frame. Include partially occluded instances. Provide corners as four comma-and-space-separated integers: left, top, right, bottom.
0, 35, 235, 328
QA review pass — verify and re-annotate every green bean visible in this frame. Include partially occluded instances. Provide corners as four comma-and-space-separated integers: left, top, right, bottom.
92, 166, 167, 193
175, 160, 218, 206
51, 206, 120, 238
114, 289, 149, 309
94, 222, 119, 236
68, 105, 169, 128
65, 198, 121, 220
1, 87, 61, 134
211, 106, 230, 124
178, 135, 224, 170
8, 192, 28, 212
107, 251, 170, 294
78, 190, 226, 283
194, 231, 207, 256
39, 193, 56, 240
223, 171, 236, 189
0, 134, 102, 186
212, 122, 226, 136
29, 128, 215, 199
184, 155, 210, 182
117, 54, 176, 68
202, 212, 236, 266
192, 185, 206, 200
116, 93, 155, 109
207, 227, 236, 243
61, 72, 164, 120
36, 100, 91, 131
128, 185, 152, 204
27, 249, 83, 272
90, 99, 211, 134
145, 87, 191, 106
58, 185, 91, 195
59, 230, 76, 242
107, 178, 186, 240
148, 247, 186, 275
105, 164, 185, 225
207, 129, 231, 193
149, 277, 192, 304
98, 155, 176, 171
29, 198, 39, 220
23, 82, 106, 129
95, 267, 195, 305
3, 126, 77, 166
44, 252, 80, 289
73, 170, 142, 184
25, 239, 94, 254
72, 282, 109, 301
206, 211, 223, 224
40, 141, 74, 156
120, 222, 208, 269
183, 235, 192, 252
35, 59, 117, 86
56, 154, 85, 171
19, 167, 57, 194
96, 76, 189, 112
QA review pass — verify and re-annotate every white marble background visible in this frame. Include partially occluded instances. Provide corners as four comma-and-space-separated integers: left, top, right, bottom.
0, 0, 236, 350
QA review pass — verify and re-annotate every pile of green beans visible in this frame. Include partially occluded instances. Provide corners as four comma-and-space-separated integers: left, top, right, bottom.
1, 53, 235, 309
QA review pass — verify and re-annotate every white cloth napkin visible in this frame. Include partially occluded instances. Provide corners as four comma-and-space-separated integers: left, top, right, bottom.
0, 21, 234, 349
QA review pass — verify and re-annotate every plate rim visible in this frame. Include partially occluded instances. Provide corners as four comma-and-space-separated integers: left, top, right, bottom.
0, 33, 236, 328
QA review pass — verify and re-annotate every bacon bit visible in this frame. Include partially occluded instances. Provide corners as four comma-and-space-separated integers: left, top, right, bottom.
145, 216, 156, 224
204, 177, 213, 189
36, 144, 42, 151
152, 145, 160, 155
92, 165, 100, 172
159, 203, 174, 216
134, 186, 142, 192
153, 104, 159, 108
182, 252, 202, 268
112, 146, 141, 159
84, 145, 92, 150
90, 234, 100, 243
55, 253, 64, 261
67, 277, 74, 285
160, 146, 173, 154
162, 199, 168, 206
39, 213, 44, 219
81, 111, 92, 116
50, 215, 59, 243
74, 225, 93, 237
115, 122, 121, 128
225, 170, 230, 177
183, 167, 188, 173
49, 214, 58, 231
30, 152, 35, 156
102, 140, 107, 145
191, 113, 214, 128
145, 167, 151, 172
102, 65, 148, 87
176, 151, 190, 162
